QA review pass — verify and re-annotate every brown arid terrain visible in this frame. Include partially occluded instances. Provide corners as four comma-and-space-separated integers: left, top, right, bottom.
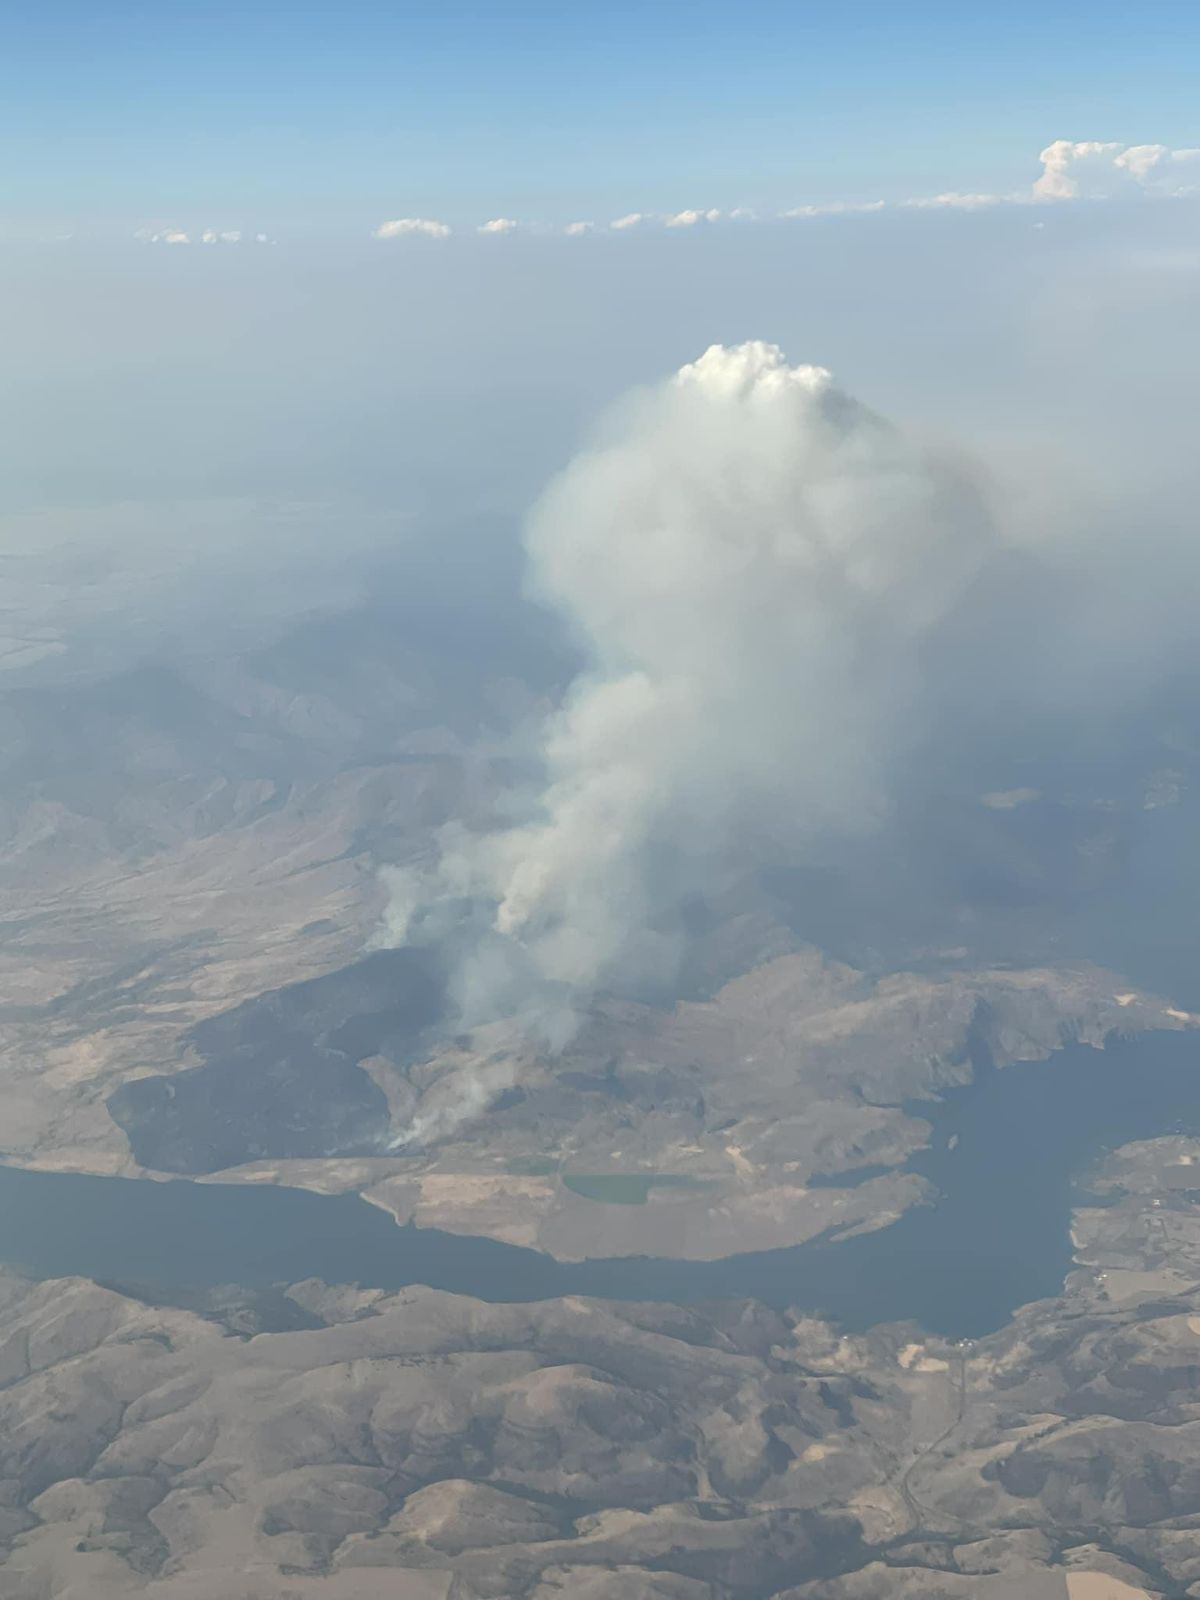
5, 614, 1200, 1599
0, 639, 501, 1181
6, 1125, 1200, 1599
0, 679, 1189, 1264
0, 624, 1194, 1267
349, 954, 1193, 1261
4, 900, 1191, 1262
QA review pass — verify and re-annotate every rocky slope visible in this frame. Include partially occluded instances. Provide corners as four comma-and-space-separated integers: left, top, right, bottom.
6, 1129, 1200, 1598
0, 600, 1195, 1274
111, 944, 1192, 1263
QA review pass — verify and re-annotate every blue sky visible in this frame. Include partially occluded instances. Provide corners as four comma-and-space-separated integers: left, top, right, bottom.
3, 1, 1199, 229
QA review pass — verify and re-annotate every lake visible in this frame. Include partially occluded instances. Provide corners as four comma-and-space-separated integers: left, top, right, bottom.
2, 1028, 1198, 1338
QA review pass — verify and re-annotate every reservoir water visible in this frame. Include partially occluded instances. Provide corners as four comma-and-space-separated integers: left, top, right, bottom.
2, 1028, 1199, 1338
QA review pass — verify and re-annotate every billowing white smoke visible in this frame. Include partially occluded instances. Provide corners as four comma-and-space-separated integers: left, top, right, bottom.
387, 342, 998, 1028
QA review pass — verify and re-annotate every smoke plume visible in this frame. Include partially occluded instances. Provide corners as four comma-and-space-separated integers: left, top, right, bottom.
385, 341, 1008, 1030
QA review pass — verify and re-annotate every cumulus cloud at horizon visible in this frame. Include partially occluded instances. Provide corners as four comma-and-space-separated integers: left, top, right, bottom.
665, 208, 722, 227
115, 136, 1200, 252
373, 216, 453, 240
135, 227, 269, 245
356, 139, 1199, 245
1034, 140, 1200, 201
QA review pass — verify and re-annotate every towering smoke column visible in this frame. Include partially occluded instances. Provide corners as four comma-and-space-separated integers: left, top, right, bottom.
387, 342, 998, 1028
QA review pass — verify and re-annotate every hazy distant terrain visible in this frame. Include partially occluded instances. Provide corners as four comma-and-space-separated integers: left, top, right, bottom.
2, 202, 1200, 1595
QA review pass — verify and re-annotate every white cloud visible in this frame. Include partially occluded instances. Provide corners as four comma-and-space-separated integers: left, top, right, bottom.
1034, 140, 1200, 201
134, 138, 1200, 258
901, 191, 1010, 211
1116, 144, 1176, 181
373, 217, 452, 240
1033, 139, 1123, 200
773, 140, 1200, 227
136, 227, 263, 245
1121, 143, 1200, 189
665, 207, 722, 227
781, 199, 887, 219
